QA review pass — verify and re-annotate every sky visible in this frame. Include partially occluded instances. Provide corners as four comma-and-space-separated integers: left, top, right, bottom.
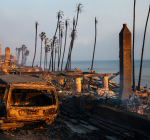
0, 0, 150, 62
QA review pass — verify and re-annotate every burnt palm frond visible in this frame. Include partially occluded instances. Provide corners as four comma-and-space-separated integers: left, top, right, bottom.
25, 50, 29, 56
54, 11, 64, 36
75, 3, 83, 28
56, 10, 64, 20
39, 32, 46, 41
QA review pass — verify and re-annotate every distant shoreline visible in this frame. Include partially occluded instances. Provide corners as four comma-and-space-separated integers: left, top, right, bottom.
26, 59, 150, 63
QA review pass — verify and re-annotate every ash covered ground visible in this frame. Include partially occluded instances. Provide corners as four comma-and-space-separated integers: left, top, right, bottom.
1, 77, 150, 140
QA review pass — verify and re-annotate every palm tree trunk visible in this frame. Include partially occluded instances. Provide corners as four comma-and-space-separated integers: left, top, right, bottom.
49, 20, 59, 71
58, 33, 63, 70
44, 41, 46, 70
40, 39, 42, 68
61, 24, 68, 71
132, 0, 136, 91
65, 36, 74, 70
54, 48, 56, 71
68, 36, 75, 70
66, 19, 75, 70
65, 39, 72, 70
49, 52, 52, 71
66, 4, 81, 70
49, 41, 54, 71
70, 56, 71, 71
32, 23, 38, 68
66, 7, 80, 70
57, 26, 60, 71
22, 48, 23, 66
91, 17, 97, 70
52, 47, 54, 71
46, 51, 47, 70
50, 13, 62, 71
138, 5, 150, 91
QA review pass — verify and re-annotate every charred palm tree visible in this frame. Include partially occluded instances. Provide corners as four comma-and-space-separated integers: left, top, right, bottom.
44, 38, 49, 70
65, 19, 74, 70
49, 11, 64, 71
54, 39, 59, 71
54, 44, 58, 71
68, 4, 83, 70
49, 36, 55, 71
21, 45, 27, 66
24, 50, 30, 66
65, 3, 83, 70
59, 29, 63, 66
61, 19, 69, 71
45, 44, 50, 70
68, 20, 76, 70
32, 21, 39, 68
39, 32, 46, 68
57, 22, 61, 71
91, 17, 97, 70
49, 38, 59, 71
58, 24, 64, 71
132, 0, 136, 91
16, 47, 22, 64
138, 5, 150, 91
65, 18, 76, 70
54, 47, 57, 71
75, 3, 83, 28
49, 41, 53, 70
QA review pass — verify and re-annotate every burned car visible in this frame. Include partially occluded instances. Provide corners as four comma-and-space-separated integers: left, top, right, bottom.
0, 74, 58, 130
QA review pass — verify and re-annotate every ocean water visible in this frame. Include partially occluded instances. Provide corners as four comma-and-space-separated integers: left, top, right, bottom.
26, 60, 150, 88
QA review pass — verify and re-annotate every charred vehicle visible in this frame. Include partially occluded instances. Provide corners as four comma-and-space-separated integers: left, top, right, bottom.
0, 74, 58, 130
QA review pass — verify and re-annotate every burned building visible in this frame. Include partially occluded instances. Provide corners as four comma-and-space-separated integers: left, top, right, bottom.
4, 47, 12, 66
0, 47, 15, 66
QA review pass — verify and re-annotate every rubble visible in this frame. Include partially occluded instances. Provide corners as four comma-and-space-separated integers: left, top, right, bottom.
0, 69, 150, 139
96, 88, 116, 98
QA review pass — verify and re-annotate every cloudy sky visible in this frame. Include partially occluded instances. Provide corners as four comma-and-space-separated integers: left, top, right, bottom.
0, 0, 150, 62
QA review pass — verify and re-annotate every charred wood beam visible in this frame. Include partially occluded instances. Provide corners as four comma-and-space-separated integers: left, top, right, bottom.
108, 71, 120, 81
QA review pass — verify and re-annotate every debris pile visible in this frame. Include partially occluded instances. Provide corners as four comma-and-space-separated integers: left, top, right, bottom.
96, 88, 117, 98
